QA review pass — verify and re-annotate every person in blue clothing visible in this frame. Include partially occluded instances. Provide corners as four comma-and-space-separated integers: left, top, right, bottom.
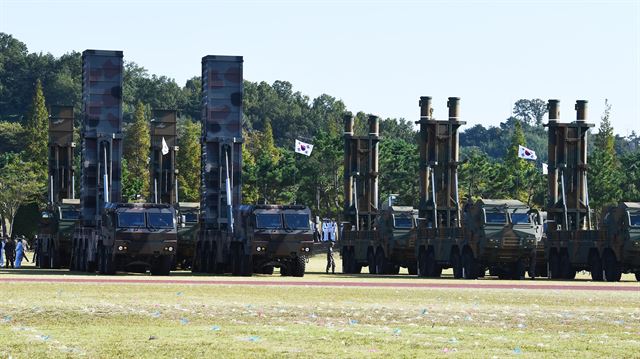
15, 236, 24, 268
0, 237, 4, 267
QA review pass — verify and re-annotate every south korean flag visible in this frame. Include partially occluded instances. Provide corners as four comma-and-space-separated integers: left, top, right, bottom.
295, 139, 314, 156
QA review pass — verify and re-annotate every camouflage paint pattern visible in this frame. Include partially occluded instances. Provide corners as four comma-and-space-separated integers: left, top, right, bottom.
415, 97, 466, 278
193, 55, 243, 274
369, 204, 419, 274
544, 99, 605, 280
175, 202, 200, 269
235, 204, 314, 276
80, 50, 124, 226
150, 109, 178, 204
462, 199, 542, 279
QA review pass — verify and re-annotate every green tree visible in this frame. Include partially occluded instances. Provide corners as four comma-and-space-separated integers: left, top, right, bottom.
513, 99, 547, 126
589, 100, 622, 215
123, 101, 151, 201
176, 117, 201, 202
0, 157, 43, 237
0, 121, 25, 154
379, 138, 419, 207
23, 79, 49, 172
503, 119, 536, 202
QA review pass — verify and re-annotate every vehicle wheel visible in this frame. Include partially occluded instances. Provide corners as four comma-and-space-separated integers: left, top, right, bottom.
97, 245, 105, 274
40, 244, 51, 269
367, 249, 376, 274
589, 253, 603, 281
426, 250, 439, 278
280, 264, 289, 276
417, 248, 427, 277
450, 250, 462, 279
191, 243, 202, 273
548, 250, 560, 279
292, 256, 306, 277
408, 264, 417, 275
462, 250, 477, 279
603, 250, 622, 282
50, 245, 59, 269
262, 266, 274, 275
341, 247, 351, 274
635, 272, 640, 282
511, 258, 525, 280
151, 256, 172, 276
389, 265, 400, 275
375, 250, 386, 275
560, 251, 575, 280
240, 247, 253, 277
352, 263, 362, 274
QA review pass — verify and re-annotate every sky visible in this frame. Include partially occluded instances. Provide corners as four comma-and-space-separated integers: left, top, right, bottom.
1, 0, 639, 135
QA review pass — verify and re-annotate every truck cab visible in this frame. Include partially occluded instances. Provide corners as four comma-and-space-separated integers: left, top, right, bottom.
38, 198, 80, 268
175, 202, 200, 269
602, 202, 640, 281
463, 199, 542, 279
236, 204, 314, 277
99, 203, 178, 275
373, 202, 418, 274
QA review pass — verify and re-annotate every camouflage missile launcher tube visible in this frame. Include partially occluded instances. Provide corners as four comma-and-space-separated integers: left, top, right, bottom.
415, 97, 465, 278
192, 55, 244, 275
71, 50, 177, 275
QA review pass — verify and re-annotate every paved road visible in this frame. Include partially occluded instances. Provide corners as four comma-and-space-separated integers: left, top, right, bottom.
1, 277, 638, 292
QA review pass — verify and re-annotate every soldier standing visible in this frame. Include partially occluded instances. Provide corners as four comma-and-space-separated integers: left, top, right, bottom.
4, 237, 15, 268
326, 241, 335, 274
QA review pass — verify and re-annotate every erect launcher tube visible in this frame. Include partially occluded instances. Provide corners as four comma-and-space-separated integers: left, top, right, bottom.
448, 97, 462, 225
418, 97, 432, 219
547, 99, 560, 209
225, 148, 234, 234
575, 100, 590, 228
343, 112, 354, 215
368, 115, 380, 225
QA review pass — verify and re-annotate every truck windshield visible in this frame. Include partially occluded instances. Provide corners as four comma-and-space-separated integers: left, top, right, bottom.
61, 210, 80, 220
394, 216, 413, 229
510, 213, 530, 224
485, 212, 506, 224
629, 212, 640, 227
148, 212, 174, 228
256, 213, 282, 229
284, 214, 310, 230
118, 212, 145, 228
184, 213, 198, 223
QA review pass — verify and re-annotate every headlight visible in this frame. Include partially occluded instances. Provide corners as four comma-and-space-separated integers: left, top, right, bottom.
256, 247, 261, 252
305, 247, 310, 252
118, 245, 124, 251
168, 246, 173, 252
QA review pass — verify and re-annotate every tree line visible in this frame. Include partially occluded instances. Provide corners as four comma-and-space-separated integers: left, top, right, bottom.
1, 32, 639, 237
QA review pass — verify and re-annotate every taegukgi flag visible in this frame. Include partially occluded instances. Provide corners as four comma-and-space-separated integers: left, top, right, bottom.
518, 145, 537, 160
295, 139, 314, 156
162, 137, 169, 155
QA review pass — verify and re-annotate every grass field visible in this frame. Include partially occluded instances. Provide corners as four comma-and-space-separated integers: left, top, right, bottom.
1, 255, 639, 358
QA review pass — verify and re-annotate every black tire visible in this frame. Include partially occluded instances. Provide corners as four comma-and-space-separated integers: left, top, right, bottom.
191, 243, 202, 273
450, 250, 462, 279
341, 247, 351, 274
262, 266, 274, 275
151, 256, 172, 276
40, 245, 51, 269
462, 250, 477, 279
280, 264, 289, 276
548, 250, 560, 279
589, 253, 604, 281
426, 250, 439, 278
417, 249, 427, 277
408, 264, 417, 275
603, 250, 622, 282
511, 258, 525, 280
560, 251, 575, 280
375, 250, 386, 275
292, 256, 306, 277
240, 247, 253, 277
635, 272, 640, 282
367, 250, 376, 274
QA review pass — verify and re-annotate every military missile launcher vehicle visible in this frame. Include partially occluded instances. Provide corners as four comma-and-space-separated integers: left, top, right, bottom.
192, 55, 244, 275
71, 50, 177, 275
544, 100, 604, 280
235, 204, 314, 276
415, 97, 465, 278
601, 202, 640, 281
461, 199, 543, 279
340, 114, 380, 274
37, 105, 78, 268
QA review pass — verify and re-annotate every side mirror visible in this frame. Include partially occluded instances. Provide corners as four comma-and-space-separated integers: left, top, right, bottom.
180, 215, 186, 223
